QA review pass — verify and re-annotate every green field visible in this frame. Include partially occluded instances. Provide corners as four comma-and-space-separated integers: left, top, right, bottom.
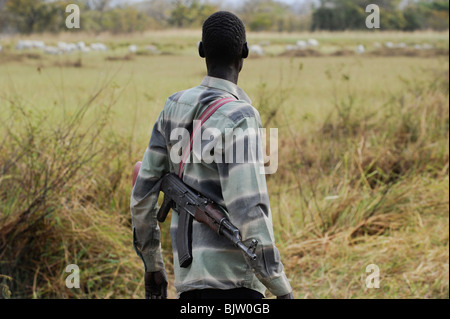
0, 30, 448, 299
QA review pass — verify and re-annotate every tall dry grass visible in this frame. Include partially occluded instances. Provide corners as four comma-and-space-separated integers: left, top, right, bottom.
259, 62, 449, 298
0, 79, 144, 298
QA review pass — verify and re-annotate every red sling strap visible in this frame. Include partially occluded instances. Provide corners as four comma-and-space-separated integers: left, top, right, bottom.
178, 97, 236, 178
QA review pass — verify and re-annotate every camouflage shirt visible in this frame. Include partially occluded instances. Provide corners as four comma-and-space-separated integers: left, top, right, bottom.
130, 76, 292, 297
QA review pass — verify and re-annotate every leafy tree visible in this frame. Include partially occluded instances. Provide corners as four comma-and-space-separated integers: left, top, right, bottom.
249, 12, 273, 31
418, 0, 449, 30
6, 0, 43, 33
103, 7, 149, 34
239, 0, 294, 32
5, 0, 75, 33
402, 0, 449, 31
403, 5, 424, 30
169, 0, 217, 28
380, 9, 407, 30
141, 0, 173, 29
311, 0, 366, 31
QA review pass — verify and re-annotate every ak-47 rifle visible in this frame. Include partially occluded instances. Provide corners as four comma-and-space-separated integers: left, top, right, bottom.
132, 161, 258, 268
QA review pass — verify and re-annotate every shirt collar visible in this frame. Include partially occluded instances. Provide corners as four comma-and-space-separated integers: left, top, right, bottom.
201, 76, 252, 104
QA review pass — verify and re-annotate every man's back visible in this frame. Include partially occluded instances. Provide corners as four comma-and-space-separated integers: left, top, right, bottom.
160, 76, 269, 296
131, 11, 293, 299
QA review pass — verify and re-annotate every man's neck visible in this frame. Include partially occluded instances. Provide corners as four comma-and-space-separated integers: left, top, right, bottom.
207, 64, 239, 85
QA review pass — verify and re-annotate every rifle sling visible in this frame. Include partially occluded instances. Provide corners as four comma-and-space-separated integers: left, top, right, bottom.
176, 96, 236, 268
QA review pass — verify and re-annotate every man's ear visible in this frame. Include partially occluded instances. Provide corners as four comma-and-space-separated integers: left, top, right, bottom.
198, 41, 205, 58
242, 42, 249, 59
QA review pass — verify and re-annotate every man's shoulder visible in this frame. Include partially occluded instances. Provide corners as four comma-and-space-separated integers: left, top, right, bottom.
217, 100, 261, 126
167, 85, 205, 106
164, 85, 261, 127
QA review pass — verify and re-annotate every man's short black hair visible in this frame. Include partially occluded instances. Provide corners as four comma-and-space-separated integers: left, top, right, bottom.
202, 11, 246, 63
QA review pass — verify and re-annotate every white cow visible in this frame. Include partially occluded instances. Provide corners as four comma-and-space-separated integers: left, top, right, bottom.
128, 44, 138, 53
16, 40, 46, 50
32, 41, 45, 49
57, 41, 77, 53
286, 44, 297, 51
249, 44, 264, 56
90, 43, 108, 51
77, 41, 86, 50
145, 45, 160, 54
357, 44, 365, 54
16, 40, 33, 50
307, 39, 319, 47
76, 41, 90, 53
44, 46, 60, 55
64, 43, 78, 53
296, 40, 307, 49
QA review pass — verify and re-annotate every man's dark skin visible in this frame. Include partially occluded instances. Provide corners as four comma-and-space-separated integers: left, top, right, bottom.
145, 40, 293, 300
198, 41, 248, 85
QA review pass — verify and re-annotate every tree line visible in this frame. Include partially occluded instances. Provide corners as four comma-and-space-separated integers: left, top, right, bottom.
0, 0, 448, 34
312, 0, 449, 31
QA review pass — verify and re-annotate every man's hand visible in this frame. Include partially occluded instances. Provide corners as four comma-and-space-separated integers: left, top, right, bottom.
277, 292, 294, 299
145, 270, 168, 299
